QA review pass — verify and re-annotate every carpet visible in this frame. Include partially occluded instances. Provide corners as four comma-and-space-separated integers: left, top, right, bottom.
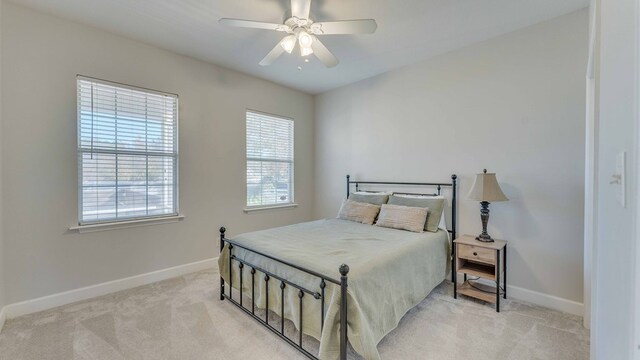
0, 268, 589, 360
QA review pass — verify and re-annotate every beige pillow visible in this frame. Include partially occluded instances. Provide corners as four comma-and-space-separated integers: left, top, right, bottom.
375, 204, 429, 233
388, 195, 444, 232
337, 199, 381, 225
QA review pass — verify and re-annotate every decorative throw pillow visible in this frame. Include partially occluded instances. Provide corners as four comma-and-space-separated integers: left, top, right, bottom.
348, 192, 390, 205
375, 204, 429, 233
387, 195, 445, 232
337, 199, 381, 225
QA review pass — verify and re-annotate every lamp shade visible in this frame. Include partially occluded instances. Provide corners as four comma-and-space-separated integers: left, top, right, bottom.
468, 170, 509, 202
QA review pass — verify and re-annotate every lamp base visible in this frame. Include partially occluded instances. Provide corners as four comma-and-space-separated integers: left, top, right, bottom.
475, 233, 495, 242
477, 201, 494, 242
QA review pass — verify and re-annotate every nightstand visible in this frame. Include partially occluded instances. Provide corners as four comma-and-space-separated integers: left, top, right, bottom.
453, 235, 507, 312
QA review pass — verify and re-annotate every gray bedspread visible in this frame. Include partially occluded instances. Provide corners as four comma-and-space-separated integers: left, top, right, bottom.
218, 219, 449, 360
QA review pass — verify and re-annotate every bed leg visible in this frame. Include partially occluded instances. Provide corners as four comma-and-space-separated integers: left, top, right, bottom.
451, 174, 457, 283
219, 226, 226, 301
339, 264, 349, 360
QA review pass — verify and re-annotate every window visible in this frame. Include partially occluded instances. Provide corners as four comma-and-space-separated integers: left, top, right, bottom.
246, 110, 294, 207
77, 76, 178, 224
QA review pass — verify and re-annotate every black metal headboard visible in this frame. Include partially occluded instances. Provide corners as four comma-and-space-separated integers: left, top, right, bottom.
346, 174, 458, 240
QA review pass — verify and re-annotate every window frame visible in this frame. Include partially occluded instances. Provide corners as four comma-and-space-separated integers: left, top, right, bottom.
76, 75, 180, 226
245, 109, 295, 210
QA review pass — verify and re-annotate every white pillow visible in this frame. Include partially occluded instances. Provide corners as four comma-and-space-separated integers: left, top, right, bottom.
353, 191, 393, 196
394, 194, 445, 199
438, 211, 447, 232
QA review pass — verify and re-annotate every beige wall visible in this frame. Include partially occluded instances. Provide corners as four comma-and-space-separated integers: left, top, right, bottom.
0, 2, 590, 313
314, 10, 588, 303
1, 3, 314, 304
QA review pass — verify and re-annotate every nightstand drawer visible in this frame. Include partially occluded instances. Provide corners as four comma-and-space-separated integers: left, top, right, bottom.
457, 244, 496, 265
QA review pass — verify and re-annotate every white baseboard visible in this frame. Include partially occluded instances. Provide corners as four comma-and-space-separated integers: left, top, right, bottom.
507, 284, 584, 317
462, 277, 584, 316
2, 257, 217, 321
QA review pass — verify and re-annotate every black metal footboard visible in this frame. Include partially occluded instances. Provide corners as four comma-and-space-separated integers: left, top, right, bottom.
219, 226, 349, 360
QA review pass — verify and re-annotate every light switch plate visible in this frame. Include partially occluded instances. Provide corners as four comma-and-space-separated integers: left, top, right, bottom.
616, 152, 626, 207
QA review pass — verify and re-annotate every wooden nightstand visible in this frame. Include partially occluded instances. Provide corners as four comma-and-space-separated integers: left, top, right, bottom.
453, 235, 507, 312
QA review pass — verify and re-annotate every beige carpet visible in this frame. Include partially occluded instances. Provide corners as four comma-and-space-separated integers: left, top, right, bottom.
0, 268, 589, 360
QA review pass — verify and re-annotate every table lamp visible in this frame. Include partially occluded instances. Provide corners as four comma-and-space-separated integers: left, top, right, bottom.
468, 169, 509, 242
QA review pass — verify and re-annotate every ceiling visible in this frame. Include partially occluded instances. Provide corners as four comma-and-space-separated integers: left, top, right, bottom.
10, 0, 588, 94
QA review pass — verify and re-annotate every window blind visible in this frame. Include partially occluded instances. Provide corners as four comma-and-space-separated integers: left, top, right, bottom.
246, 111, 294, 207
77, 77, 178, 224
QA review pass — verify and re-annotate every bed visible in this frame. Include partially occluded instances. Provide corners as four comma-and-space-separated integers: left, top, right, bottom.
218, 175, 458, 360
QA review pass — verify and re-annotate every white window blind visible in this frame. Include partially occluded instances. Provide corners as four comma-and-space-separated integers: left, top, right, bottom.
77, 77, 178, 224
246, 111, 294, 207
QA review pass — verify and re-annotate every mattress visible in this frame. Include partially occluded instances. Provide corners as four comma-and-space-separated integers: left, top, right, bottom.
218, 218, 449, 360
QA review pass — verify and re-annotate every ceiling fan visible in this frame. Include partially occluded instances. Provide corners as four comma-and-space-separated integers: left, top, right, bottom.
219, 0, 377, 68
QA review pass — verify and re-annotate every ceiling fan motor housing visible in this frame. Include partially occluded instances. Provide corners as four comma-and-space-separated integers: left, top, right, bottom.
283, 17, 323, 35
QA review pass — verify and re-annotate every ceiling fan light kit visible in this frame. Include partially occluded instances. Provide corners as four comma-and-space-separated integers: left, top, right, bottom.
219, 0, 377, 68
280, 35, 297, 53
300, 46, 313, 57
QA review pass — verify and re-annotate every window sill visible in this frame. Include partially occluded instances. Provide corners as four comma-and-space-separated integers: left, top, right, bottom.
69, 215, 185, 233
243, 203, 298, 213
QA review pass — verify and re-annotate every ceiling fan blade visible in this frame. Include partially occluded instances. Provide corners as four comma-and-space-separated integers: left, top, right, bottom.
219, 18, 288, 31
312, 19, 377, 34
291, 0, 311, 19
259, 42, 286, 66
311, 36, 338, 68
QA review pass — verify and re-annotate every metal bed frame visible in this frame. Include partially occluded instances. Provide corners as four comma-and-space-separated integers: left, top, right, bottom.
219, 174, 457, 360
